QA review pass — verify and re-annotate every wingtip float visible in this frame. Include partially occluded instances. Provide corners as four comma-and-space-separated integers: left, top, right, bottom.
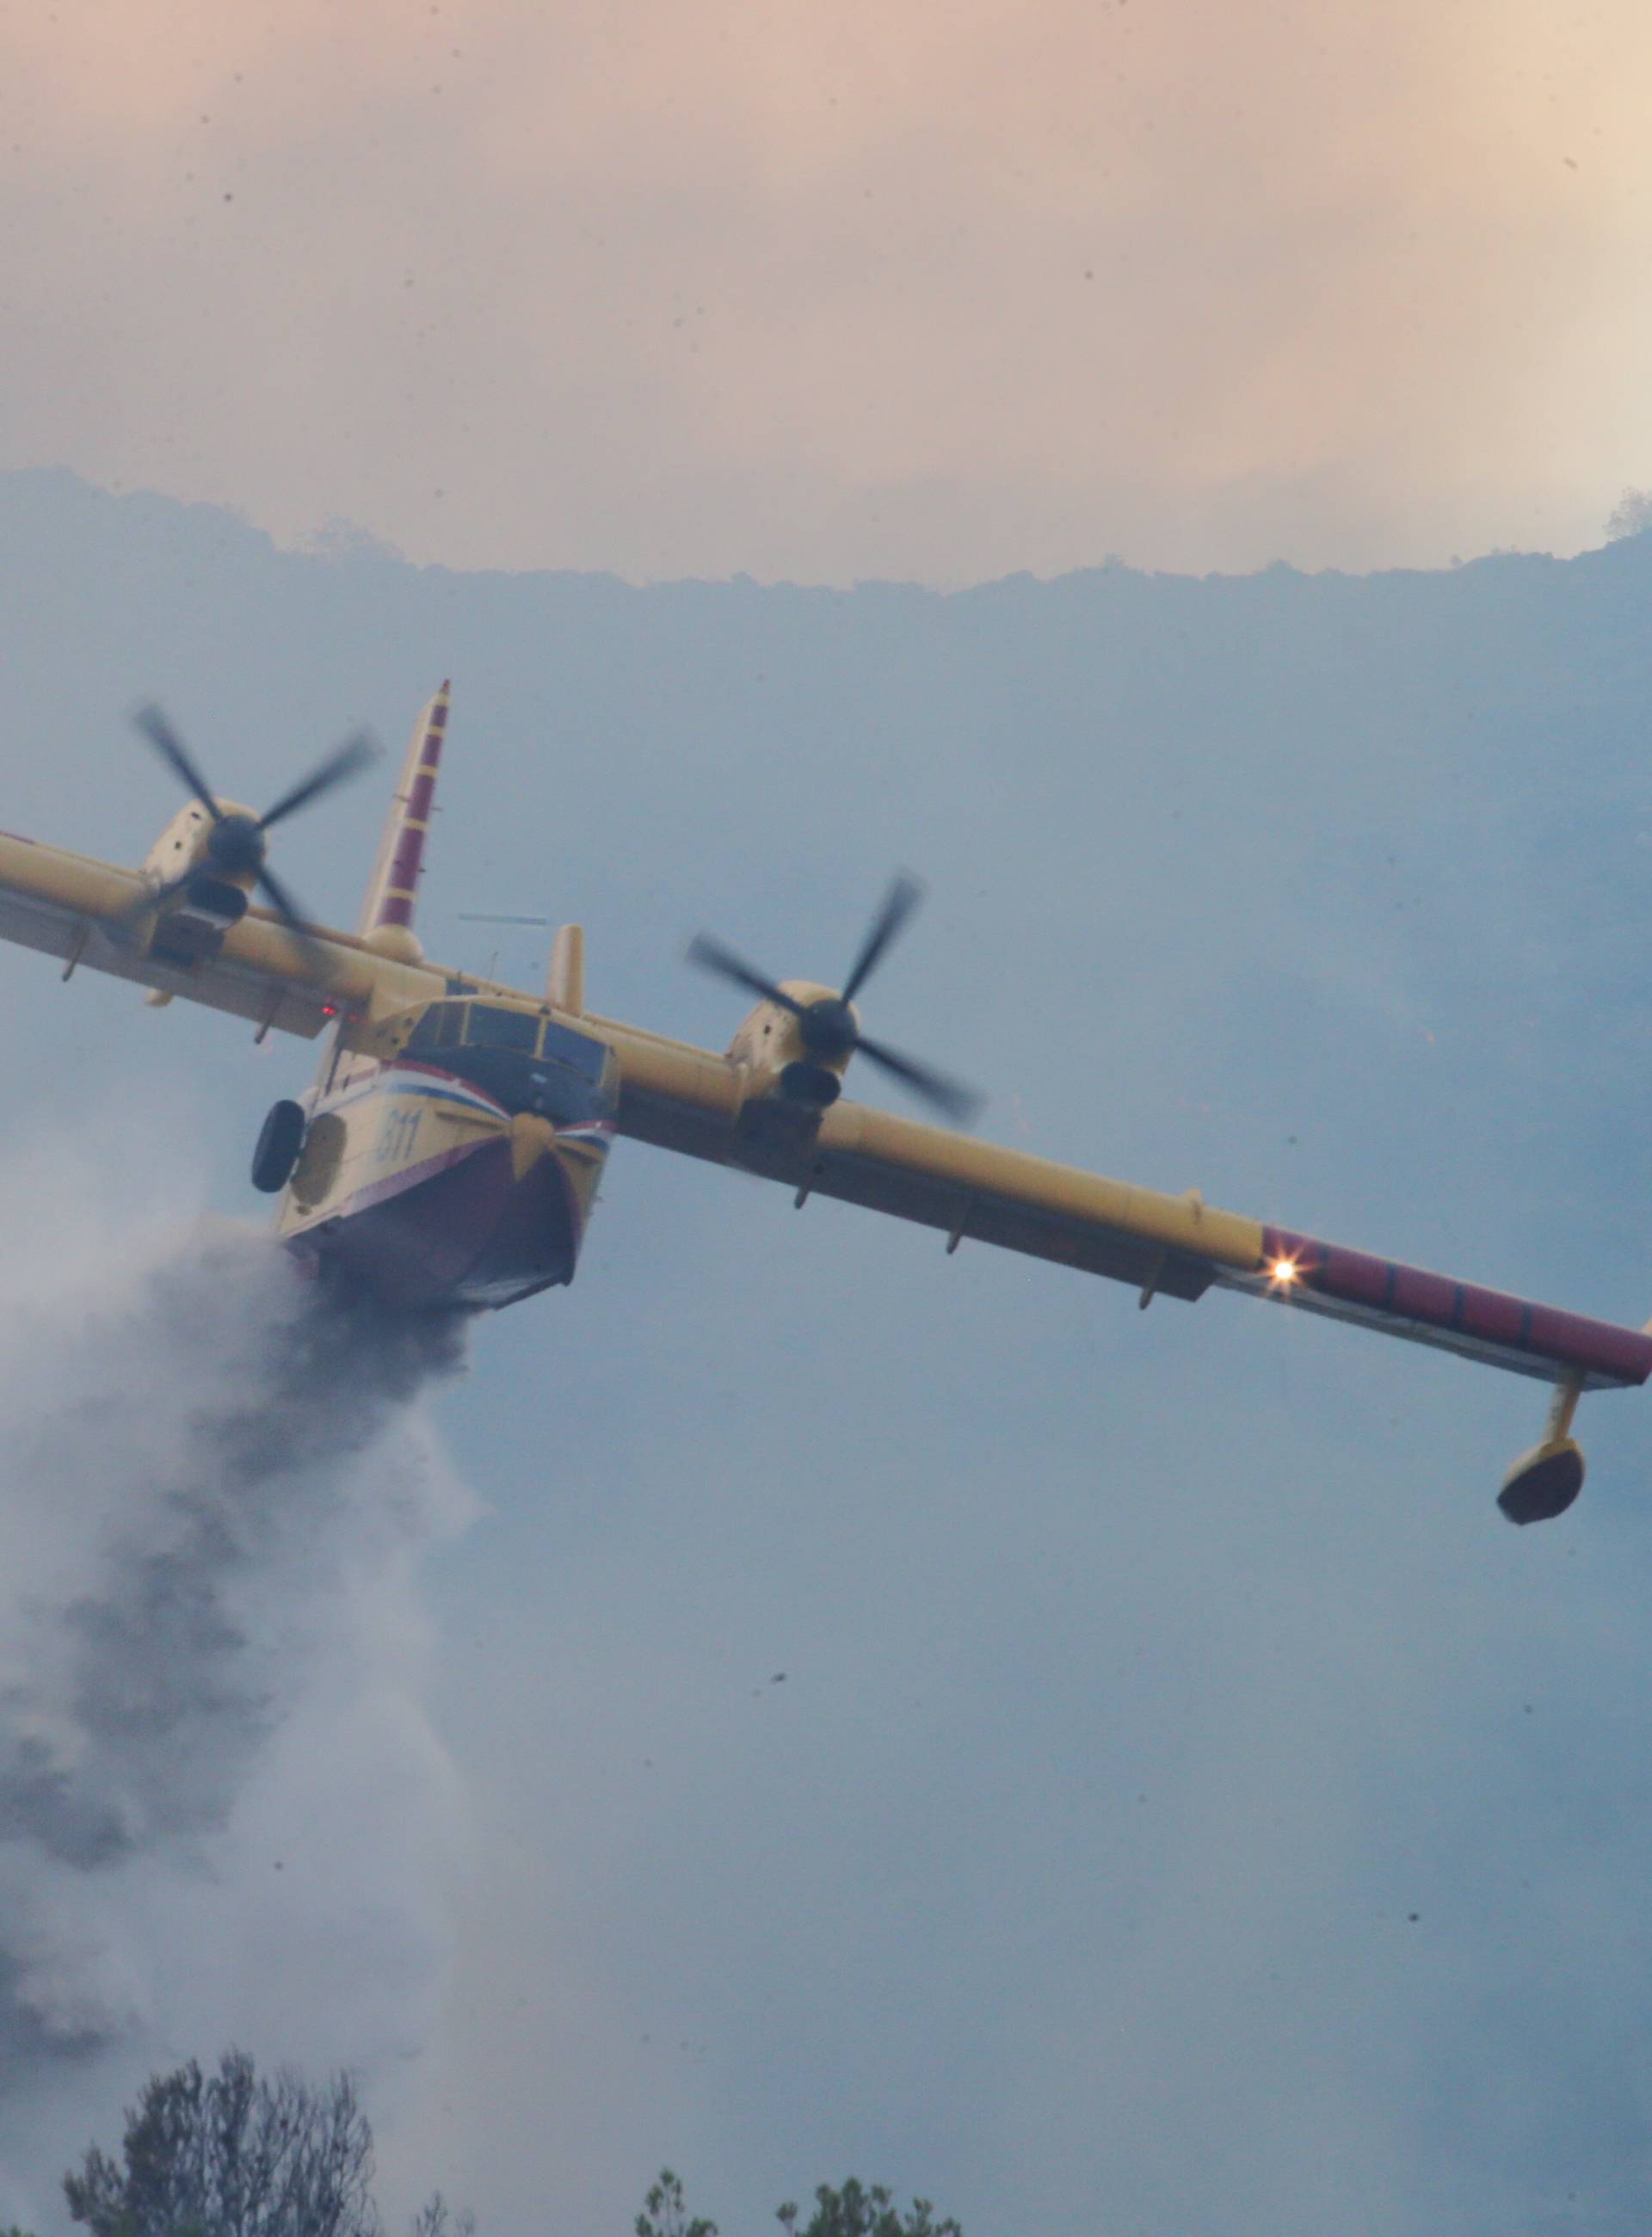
0, 685, 1643, 1526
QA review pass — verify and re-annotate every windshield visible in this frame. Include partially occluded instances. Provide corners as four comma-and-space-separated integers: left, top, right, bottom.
466, 1002, 538, 1052
538, 1019, 609, 1082
405, 1001, 610, 1084
406, 1000, 465, 1054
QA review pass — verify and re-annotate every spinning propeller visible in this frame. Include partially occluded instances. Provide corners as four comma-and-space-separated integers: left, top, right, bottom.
131, 705, 379, 949
687, 872, 984, 1125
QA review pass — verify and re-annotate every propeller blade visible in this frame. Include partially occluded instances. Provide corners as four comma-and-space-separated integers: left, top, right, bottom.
841, 872, 924, 1005
255, 864, 330, 964
258, 730, 379, 830
855, 1033, 984, 1126
133, 706, 224, 823
687, 934, 806, 1017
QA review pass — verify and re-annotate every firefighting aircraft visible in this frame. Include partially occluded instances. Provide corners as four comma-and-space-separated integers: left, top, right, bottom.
0, 683, 1643, 1526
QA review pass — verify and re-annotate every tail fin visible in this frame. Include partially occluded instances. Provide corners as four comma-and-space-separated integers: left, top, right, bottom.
358, 681, 449, 941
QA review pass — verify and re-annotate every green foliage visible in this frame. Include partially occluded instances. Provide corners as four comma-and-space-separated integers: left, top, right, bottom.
63, 2050, 376, 2237
637, 2171, 960, 2237
61, 2051, 471, 2237
636, 2169, 718, 2237
776, 2180, 961, 2237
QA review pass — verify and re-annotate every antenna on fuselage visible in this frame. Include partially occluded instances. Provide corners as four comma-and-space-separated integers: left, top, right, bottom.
456, 913, 583, 1013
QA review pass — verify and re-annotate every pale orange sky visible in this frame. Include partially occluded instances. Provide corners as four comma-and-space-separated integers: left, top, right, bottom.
2, 0, 1649, 582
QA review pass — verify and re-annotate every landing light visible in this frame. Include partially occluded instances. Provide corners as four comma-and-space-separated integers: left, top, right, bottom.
1270, 1256, 1299, 1287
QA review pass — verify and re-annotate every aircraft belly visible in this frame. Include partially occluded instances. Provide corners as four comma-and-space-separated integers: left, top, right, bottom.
295, 1131, 583, 1310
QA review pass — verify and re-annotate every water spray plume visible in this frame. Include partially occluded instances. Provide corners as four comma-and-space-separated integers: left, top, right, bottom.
0, 1165, 476, 2223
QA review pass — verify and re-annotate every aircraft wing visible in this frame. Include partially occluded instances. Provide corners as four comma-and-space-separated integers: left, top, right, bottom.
4, 811, 1643, 1400
598, 1016, 1652, 1395
0, 829, 390, 1038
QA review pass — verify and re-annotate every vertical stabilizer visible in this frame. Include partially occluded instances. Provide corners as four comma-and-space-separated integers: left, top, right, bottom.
358, 682, 449, 940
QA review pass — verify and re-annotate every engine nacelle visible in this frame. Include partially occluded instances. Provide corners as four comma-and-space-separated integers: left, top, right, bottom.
137, 798, 263, 961
779, 1061, 841, 1107
727, 980, 857, 1102
143, 798, 219, 887
687, 877, 978, 1131
724, 982, 854, 1156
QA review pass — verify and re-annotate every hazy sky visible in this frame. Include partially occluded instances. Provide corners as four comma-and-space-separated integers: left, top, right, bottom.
4, 480, 1652, 2233
7, 6, 1652, 2228
3, 0, 1652, 582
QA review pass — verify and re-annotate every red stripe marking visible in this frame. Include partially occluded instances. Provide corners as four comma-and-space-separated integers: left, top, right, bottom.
391, 1059, 509, 1110
1390, 1263, 1457, 1322
1261, 1224, 1652, 1385
372, 703, 447, 932
1526, 1303, 1652, 1382
1458, 1283, 1526, 1347
387, 831, 423, 882
1317, 1242, 1389, 1307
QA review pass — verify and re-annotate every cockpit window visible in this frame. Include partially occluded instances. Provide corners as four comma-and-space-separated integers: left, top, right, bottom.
539, 1020, 609, 1082
405, 1001, 610, 1085
467, 1003, 539, 1052
407, 1001, 465, 1053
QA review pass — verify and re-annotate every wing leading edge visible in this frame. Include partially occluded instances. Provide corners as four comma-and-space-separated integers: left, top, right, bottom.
0, 828, 432, 1039
596, 1020, 1652, 1395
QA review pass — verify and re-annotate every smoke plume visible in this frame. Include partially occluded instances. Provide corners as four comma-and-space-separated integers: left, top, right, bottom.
0, 1143, 474, 2225
5, 0, 1650, 582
